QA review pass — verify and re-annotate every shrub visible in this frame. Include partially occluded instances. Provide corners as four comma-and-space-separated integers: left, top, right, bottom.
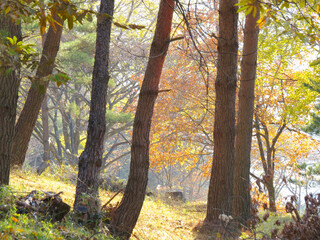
279, 193, 320, 240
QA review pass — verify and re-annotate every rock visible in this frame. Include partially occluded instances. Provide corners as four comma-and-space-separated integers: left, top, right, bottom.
146, 192, 154, 197
100, 175, 126, 192
165, 191, 186, 202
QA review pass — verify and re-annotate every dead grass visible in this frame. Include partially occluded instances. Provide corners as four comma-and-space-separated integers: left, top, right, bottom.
134, 198, 206, 239
9, 169, 206, 240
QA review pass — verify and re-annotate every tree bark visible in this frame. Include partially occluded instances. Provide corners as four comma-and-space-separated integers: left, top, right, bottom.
266, 175, 276, 212
111, 0, 175, 238
37, 94, 50, 175
0, 15, 21, 185
37, 33, 51, 174
205, 0, 238, 225
73, 0, 114, 222
10, 14, 64, 167
233, 6, 260, 225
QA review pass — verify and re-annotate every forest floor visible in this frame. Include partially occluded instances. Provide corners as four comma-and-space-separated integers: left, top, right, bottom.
0, 169, 291, 239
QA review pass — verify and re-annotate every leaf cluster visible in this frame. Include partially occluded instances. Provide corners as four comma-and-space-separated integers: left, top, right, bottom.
0, 35, 38, 75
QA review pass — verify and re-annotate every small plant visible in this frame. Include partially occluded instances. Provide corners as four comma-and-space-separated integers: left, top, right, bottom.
0, 186, 16, 220
242, 193, 320, 239
278, 193, 320, 239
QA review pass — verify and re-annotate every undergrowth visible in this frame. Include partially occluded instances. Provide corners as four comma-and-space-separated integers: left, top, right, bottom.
0, 185, 114, 240
2, 169, 314, 240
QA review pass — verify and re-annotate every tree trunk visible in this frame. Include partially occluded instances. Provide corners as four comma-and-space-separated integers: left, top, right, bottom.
111, 0, 174, 238
233, 6, 260, 225
73, 84, 81, 157
50, 88, 63, 162
38, 33, 51, 174
61, 109, 71, 156
10, 14, 64, 167
205, 0, 238, 225
37, 93, 50, 175
254, 117, 285, 213
266, 176, 276, 212
73, 0, 114, 223
0, 16, 21, 185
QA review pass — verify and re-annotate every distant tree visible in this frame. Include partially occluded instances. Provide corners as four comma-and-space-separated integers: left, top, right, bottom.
73, 0, 114, 221
28, 1, 151, 172
0, 15, 22, 185
303, 79, 320, 134
7, 0, 92, 168
38, 34, 51, 175
205, 0, 238, 226
254, 115, 286, 212
111, 0, 175, 238
233, 3, 260, 225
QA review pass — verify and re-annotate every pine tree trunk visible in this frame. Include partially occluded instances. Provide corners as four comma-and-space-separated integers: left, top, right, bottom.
205, 0, 238, 225
233, 6, 260, 225
0, 16, 21, 185
10, 14, 64, 167
73, 0, 114, 222
111, 0, 174, 238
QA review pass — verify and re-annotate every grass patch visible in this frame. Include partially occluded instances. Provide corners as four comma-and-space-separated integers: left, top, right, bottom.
239, 211, 292, 239
134, 198, 205, 239
1, 169, 293, 239
3, 169, 207, 239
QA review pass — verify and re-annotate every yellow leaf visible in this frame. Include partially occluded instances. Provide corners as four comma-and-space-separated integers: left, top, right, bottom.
5, 6, 11, 15
252, 6, 257, 18
257, 17, 266, 29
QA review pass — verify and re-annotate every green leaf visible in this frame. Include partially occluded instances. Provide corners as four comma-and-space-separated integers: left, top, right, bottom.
245, 5, 253, 16
114, 22, 129, 29
67, 16, 74, 30
310, 58, 320, 67
100, 13, 112, 20
237, 6, 248, 13
128, 24, 145, 30
86, 13, 93, 22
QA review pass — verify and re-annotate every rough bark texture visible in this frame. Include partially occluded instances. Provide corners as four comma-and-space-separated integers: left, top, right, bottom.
233, 7, 260, 224
0, 16, 21, 185
111, 0, 174, 238
73, 0, 114, 219
10, 14, 64, 167
205, 0, 238, 224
